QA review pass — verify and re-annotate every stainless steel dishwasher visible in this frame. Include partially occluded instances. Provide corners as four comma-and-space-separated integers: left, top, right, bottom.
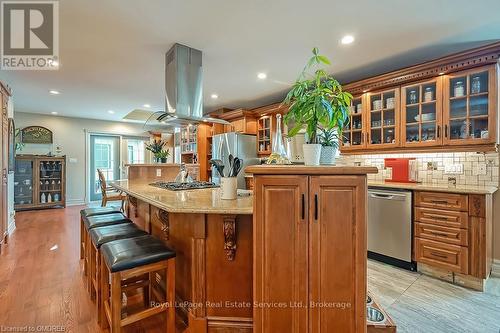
368, 187, 416, 270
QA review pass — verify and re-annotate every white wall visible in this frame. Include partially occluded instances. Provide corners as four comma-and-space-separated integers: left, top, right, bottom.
14, 112, 150, 205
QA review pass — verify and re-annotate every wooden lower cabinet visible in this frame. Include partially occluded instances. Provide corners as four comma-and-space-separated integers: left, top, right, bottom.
253, 171, 368, 333
414, 191, 493, 283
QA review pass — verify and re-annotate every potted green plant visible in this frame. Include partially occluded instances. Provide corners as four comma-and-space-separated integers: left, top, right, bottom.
145, 139, 166, 163
318, 127, 339, 165
283, 48, 352, 165
155, 149, 170, 163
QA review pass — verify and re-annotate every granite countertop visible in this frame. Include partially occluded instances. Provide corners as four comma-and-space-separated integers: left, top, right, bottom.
125, 163, 200, 167
368, 181, 498, 195
110, 179, 253, 215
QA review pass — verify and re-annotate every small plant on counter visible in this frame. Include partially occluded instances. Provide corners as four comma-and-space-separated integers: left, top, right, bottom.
318, 127, 339, 165
283, 47, 352, 165
145, 139, 166, 162
155, 149, 170, 163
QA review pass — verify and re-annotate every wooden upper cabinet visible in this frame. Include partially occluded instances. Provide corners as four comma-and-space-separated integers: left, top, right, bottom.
253, 175, 308, 333
366, 88, 400, 149
257, 115, 272, 154
341, 95, 367, 151
402, 78, 443, 147
443, 65, 497, 145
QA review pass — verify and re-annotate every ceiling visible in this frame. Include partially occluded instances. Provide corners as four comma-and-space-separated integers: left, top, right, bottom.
2, 0, 500, 123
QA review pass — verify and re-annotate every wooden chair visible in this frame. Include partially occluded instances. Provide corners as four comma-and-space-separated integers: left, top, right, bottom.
97, 169, 126, 211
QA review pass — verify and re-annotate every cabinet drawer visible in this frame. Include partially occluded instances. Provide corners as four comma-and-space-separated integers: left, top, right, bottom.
415, 207, 468, 229
415, 238, 468, 274
415, 222, 468, 246
415, 191, 468, 211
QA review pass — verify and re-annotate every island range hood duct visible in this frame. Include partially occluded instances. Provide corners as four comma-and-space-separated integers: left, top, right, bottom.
145, 43, 228, 129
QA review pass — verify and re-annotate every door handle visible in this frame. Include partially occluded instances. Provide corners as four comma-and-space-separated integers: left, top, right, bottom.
301, 194, 305, 220
437, 125, 441, 138
314, 194, 318, 221
444, 125, 448, 138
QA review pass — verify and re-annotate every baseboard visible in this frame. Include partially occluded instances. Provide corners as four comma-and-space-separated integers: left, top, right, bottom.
492, 259, 500, 278
66, 199, 86, 206
7, 219, 16, 235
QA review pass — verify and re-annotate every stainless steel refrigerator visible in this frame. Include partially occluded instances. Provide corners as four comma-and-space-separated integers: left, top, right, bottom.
211, 132, 258, 189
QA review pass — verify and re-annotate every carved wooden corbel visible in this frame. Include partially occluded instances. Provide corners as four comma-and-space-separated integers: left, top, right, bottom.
158, 209, 170, 241
223, 215, 237, 261
128, 196, 138, 217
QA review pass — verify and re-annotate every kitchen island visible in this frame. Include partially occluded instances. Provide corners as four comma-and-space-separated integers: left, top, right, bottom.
111, 164, 380, 333
111, 179, 253, 332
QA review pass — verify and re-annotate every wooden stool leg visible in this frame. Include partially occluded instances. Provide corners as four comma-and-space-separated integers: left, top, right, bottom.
143, 272, 151, 308
166, 259, 175, 333
99, 253, 110, 330
89, 243, 96, 301
80, 218, 84, 259
96, 248, 102, 324
110, 272, 122, 333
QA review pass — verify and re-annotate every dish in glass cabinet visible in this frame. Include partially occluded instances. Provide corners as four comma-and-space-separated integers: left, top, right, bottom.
414, 114, 435, 122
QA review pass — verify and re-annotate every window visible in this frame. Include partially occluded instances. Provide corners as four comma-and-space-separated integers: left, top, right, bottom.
126, 139, 146, 164
94, 143, 111, 169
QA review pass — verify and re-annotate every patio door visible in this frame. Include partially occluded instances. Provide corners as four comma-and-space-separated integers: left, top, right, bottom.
89, 134, 120, 202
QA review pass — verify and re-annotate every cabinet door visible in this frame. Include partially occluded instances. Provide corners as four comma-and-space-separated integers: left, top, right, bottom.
257, 116, 272, 155
309, 176, 367, 333
341, 95, 367, 151
2, 115, 7, 237
253, 175, 308, 333
443, 66, 497, 145
402, 78, 443, 147
366, 88, 400, 149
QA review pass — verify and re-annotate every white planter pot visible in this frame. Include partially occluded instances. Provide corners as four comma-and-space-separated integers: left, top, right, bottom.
302, 144, 322, 166
319, 146, 337, 165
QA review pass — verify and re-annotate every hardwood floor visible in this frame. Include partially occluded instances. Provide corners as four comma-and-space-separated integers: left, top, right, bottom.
1, 206, 499, 333
0, 206, 171, 333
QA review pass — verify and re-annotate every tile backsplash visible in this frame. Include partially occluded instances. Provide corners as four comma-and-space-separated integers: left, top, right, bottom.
337, 152, 499, 187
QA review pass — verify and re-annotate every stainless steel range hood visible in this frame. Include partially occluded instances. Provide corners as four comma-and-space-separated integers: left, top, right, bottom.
146, 43, 228, 129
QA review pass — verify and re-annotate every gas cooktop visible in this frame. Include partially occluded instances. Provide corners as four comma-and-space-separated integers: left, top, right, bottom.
149, 181, 219, 191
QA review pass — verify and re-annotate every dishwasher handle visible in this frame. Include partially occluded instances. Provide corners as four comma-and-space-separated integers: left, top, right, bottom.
369, 191, 408, 201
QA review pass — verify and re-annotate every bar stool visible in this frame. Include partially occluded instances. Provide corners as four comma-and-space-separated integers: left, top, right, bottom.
82, 212, 130, 290
100, 235, 176, 333
88, 223, 148, 323
80, 207, 122, 260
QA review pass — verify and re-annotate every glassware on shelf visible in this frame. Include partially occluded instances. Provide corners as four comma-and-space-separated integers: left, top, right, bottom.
471, 76, 481, 94
409, 90, 417, 104
266, 114, 290, 165
424, 87, 433, 102
454, 81, 465, 97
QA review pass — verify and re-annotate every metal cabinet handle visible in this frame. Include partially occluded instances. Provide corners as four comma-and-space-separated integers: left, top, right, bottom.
430, 200, 449, 205
430, 252, 448, 259
427, 214, 450, 221
314, 194, 318, 221
301, 194, 305, 220
444, 125, 449, 138
437, 125, 441, 138
429, 231, 449, 238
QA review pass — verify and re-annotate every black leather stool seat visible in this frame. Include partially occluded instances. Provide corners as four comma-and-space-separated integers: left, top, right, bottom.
80, 207, 122, 218
101, 235, 176, 273
84, 213, 130, 230
89, 223, 148, 249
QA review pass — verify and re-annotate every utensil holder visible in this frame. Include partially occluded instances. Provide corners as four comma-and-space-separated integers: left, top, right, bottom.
220, 177, 237, 200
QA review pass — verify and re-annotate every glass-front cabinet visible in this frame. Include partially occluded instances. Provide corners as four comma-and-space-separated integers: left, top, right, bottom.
14, 155, 66, 211
342, 95, 366, 150
366, 88, 400, 148
401, 78, 442, 147
14, 157, 34, 208
443, 66, 496, 145
257, 115, 272, 155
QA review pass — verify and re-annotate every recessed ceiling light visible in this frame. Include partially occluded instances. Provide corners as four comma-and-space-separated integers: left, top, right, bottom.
51, 111, 58, 115
257, 72, 267, 80
143, 104, 151, 108
108, 110, 115, 114
341, 35, 355, 45
49, 90, 60, 95
211, 94, 218, 99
